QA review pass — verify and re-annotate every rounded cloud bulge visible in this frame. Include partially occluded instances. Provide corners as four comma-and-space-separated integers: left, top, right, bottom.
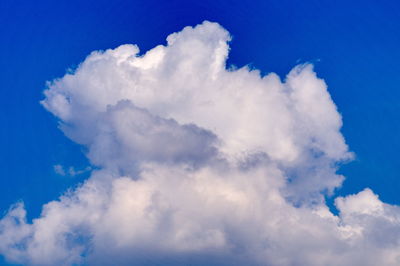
1, 21, 400, 266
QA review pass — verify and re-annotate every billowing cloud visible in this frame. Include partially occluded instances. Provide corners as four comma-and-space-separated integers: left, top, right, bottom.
1, 21, 400, 266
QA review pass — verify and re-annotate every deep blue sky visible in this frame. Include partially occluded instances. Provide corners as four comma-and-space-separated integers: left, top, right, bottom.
1, 0, 400, 244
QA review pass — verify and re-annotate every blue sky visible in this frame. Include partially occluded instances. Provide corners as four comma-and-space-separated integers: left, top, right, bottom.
1, 0, 400, 265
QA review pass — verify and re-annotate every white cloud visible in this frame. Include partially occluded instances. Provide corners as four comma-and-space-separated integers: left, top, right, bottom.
68, 166, 91, 176
1, 21, 400, 265
54, 164, 91, 177
53, 164, 66, 176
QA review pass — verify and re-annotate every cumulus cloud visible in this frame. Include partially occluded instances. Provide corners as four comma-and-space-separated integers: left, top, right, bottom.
1, 21, 399, 265
54, 164, 91, 177
54, 164, 66, 176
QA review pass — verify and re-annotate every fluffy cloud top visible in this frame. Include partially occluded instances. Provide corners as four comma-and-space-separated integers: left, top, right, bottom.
1, 21, 399, 266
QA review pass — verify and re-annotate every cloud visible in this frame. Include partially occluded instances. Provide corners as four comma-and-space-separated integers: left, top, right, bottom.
67, 166, 91, 177
54, 164, 91, 177
1, 21, 399, 265
53, 164, 66, 176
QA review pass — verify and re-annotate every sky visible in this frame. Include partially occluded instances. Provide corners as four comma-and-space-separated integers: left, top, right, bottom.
1, 0, 400, 265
